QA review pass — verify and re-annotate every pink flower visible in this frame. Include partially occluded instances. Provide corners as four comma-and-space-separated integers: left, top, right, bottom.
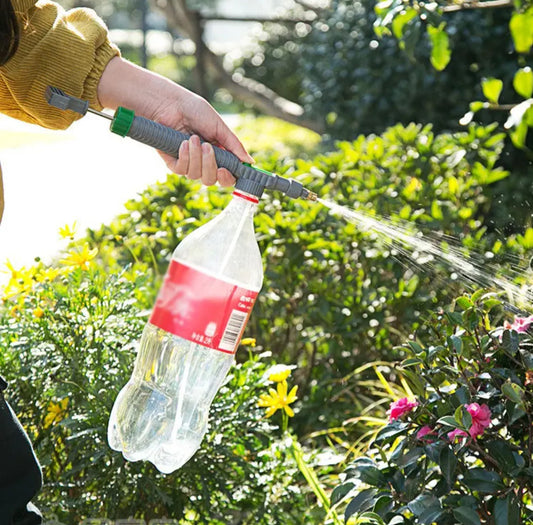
448, 428, 468, 442
510, 315, 533, 334
416, 425, 435, 440
466, 403, 491, 438
387, 397, 418, 422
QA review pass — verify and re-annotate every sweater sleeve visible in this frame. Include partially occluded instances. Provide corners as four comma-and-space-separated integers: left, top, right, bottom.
0, 0, 120, 129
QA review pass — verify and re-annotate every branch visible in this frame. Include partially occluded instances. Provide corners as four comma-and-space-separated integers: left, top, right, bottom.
292, 0, 329, 13
442, 0, 513, 13
199, 15, 316, 23
152, 0, 324, 134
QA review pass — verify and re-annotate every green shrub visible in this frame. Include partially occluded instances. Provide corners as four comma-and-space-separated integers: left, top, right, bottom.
85, 121, 531, 439
2, 120, 531, 523
332, 292, 533, 524
0, 263, 311, 523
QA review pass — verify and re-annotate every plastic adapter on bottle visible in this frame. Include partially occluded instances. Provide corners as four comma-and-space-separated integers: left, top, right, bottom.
107, 187, 264, 474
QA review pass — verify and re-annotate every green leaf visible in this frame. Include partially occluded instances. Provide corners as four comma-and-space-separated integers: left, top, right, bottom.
343, 488, 378, 520
470, 101, 486, 112
439, 445, 458, 485
407, 341, 424, 354
510, 119, 529, 149
447, 334, 463, 355
482, 78, 503, 104
493, 493, 520, 525
427, 24, 451, 71
401, 357, 423, 367
400, 18, 422, 61
394, 446, 424, 467
485, 441, 518, 475
454, 405, 472, 429
510, 9, 533, 54
501, 381, 524, 404
431, 200, 443, 220
392, 8, 418, 39
527, 105, 533, 126
408, 494, 444, 523
445, 311, 463, 326
506, 399, 527, 424
456, 296, 474, 310
513, 67, 533, 98
463, 468, 505, 493
453, 506, 481, 525
480, 168, 509, 185
501, 329, 520, 355
357, 465, 387, 486
437, 415, 461, 428
355, 511, 386, 525
331, 481, 356, 505
374, 421, 409, 445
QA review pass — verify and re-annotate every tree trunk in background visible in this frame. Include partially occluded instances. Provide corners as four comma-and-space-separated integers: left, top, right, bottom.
140, 0, 149, 68
190, 10, 209, 99
152, 0, 324, 133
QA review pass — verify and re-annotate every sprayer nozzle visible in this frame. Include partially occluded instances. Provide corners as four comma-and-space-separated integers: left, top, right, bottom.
306, 191, 318, 201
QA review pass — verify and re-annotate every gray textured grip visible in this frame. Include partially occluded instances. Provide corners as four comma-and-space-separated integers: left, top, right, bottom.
128, 116, 243, 178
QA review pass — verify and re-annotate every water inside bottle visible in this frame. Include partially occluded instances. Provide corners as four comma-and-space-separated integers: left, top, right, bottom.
108, 324, 235, 472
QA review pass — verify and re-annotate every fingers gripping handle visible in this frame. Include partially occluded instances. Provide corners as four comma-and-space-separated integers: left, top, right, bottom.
123, 115, 244, 177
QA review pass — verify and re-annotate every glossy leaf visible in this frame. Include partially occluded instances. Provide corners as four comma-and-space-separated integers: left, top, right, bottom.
344, 488, 378, 520
501, 381, 524, 404
482, 78, 503, 105
439, 445, 458, 485
463, 468, 505, 493
453, 506, 481, 525
427, 24, 451, 71
510, 9, 533, 53
493, 494, 520, 525
513, 67, 533, 98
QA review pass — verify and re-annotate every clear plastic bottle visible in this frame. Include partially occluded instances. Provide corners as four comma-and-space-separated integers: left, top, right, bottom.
108, 188, 264, 473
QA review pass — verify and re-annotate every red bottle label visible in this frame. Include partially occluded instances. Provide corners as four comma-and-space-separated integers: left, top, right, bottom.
149, 260, 259, 354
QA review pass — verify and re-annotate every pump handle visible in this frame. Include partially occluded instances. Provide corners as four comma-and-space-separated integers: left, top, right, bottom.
122, 113, 244, 177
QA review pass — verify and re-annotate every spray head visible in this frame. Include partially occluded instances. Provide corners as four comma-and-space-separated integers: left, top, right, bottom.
235, 165, 317, 200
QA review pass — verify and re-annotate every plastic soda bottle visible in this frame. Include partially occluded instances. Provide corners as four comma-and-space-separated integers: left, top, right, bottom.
107, 183, 264, 473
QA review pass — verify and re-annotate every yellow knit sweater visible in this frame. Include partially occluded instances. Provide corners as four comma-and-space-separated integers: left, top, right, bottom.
0, 0, 120, 223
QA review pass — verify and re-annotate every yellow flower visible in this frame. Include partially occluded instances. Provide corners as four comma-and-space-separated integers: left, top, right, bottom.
266, 364, 293, 383
9, 304, 20, 317
44, 397, 69, 429
240, 337, 256, 347
258, 379, 298, 418
1, 260, 36, 298
59, 222, 78, 239
35, 266, 61, 283
60, 243, 98, 270
33, 307, 44, 318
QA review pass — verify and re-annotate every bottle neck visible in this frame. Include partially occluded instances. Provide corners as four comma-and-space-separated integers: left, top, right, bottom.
233, 189, 259, 205
229, 189, 259, 216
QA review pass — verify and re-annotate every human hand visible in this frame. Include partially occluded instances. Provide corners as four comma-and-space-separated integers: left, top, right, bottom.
97, 57, 254, 186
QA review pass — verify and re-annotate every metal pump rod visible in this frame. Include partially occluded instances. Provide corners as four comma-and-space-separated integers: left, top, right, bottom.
45, 86, 317, 201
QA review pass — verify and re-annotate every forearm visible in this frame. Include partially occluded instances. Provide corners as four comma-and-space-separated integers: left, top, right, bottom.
96, 56, 253, 172
97, 56, 201, 129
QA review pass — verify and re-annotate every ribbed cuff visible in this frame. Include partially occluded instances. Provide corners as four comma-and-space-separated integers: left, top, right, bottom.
83, 39, 121, 111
